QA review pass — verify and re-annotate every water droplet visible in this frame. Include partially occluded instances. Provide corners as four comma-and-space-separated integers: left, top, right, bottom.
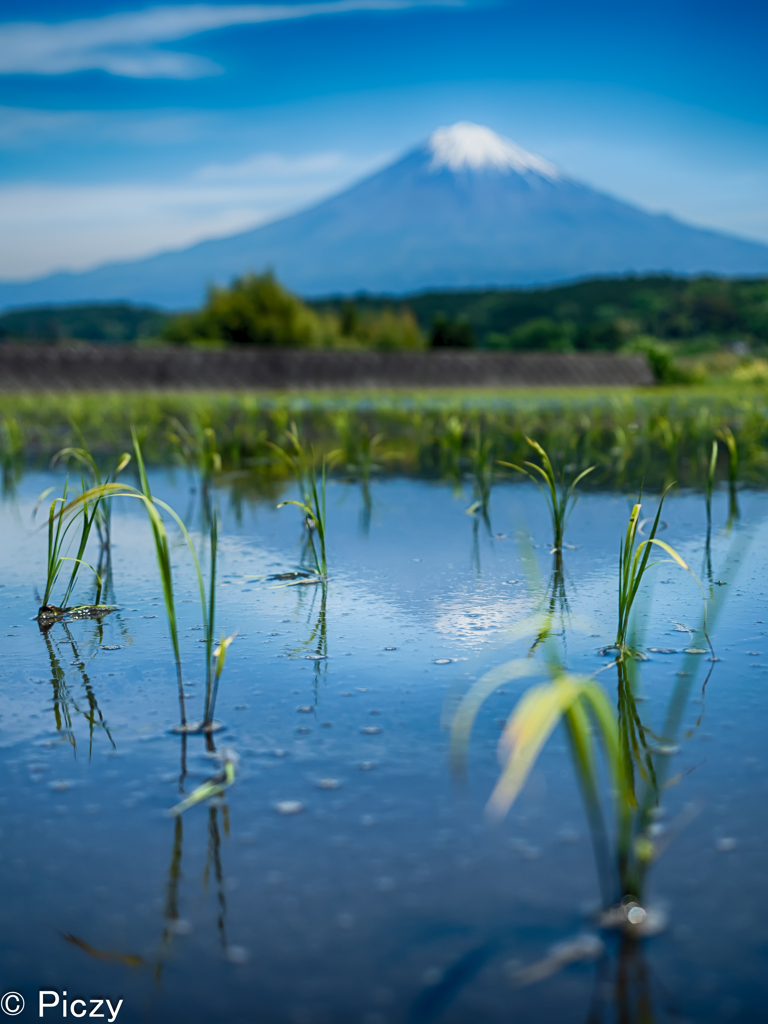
275, 800, 304, 815
226, 945, 249, 964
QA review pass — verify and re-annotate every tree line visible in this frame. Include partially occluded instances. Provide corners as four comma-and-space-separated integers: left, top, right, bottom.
2, 272, 767, 354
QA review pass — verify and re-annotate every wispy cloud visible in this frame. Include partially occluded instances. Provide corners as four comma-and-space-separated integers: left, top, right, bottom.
0, 148, 383, 278
0, 1, 459, 79
196, 149, 366, 179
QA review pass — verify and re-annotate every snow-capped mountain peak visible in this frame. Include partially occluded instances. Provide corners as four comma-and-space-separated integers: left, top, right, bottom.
428, 122, 560, 178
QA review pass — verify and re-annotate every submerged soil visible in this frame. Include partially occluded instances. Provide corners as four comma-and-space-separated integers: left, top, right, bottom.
1, 472, 766, 1023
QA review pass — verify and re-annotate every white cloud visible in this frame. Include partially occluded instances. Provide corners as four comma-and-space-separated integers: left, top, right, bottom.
196, 149, 355, 179
0, 1, 458, 79
0, 149, 383, 278
0, 105, 210, 149
0, 105, 91, 145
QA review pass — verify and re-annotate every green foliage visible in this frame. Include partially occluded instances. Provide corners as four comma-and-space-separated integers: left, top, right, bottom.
52, 433, 234, 728
615, 489, 704, 655
359, 307, 424, 350
164, 274, 425, 351
430, 313, 474, 348
500, 436, 594, 550
8, 383, 768, 495
164, 272, 333, 348
37, 479, 101, 610
487, 316, 577, 352
0, 303, 167, 344
274, 424, 329, 578
7, 274, 768, 352
313, 274, 768, 352
623, 335, 692, 383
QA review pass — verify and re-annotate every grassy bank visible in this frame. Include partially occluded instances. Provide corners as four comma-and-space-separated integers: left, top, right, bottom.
2, 384, 768, 490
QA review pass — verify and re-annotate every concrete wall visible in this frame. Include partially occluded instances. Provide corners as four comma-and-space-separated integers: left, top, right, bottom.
0, 345, 654, 390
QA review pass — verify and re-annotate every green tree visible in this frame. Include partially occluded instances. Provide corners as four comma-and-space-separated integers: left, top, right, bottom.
430, 313, 475, 348
164, 272, 334, 348
487, 317, 576, 352
367, 309, 424, 350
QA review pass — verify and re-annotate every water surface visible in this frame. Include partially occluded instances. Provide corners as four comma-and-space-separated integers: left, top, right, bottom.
1, 472, 766, 1023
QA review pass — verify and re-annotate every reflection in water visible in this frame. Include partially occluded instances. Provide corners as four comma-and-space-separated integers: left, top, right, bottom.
41, 625, 114, 757
203, 803, 231, 952
155, 815, 184, 986
62, 931, 143, 968
465, 427, 495, 576
155, 737, 239, 986
286, 582, 329, 698
584, 935, 660, 1024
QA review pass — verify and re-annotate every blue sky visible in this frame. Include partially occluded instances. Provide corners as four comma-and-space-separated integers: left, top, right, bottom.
1, 0, 767, 280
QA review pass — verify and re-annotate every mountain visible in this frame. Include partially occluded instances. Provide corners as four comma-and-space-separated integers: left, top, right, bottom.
3, 122, 768, 311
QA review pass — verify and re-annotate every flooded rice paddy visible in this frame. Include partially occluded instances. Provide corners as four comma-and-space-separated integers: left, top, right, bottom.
1, 469, 767, 1023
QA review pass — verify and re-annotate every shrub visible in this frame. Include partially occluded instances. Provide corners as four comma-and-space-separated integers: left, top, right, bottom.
623, 335, 692, 384
732, 358, 768, 384
164, 272, 332, 348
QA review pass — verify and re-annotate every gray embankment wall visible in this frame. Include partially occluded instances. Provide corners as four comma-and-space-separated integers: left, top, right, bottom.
0, 345, 654, 390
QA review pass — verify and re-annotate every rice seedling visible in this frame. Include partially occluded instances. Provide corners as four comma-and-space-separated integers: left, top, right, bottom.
1, 415, 24, 496
615, 487, 705, 659
6, 383, 768, 493
167, 416, 222, 481
450, 657, 632, 908
35, 479, 106, 626
35, 444, 131, 627
717, 425, 740, 522
465, 426, 494, 519
330, 412, 388, 534
273, 424, 329, 579
703, 439, 719, 580
704, 439, 718, 529
438, 414, 466, 489
49, 432, 234, 731
127, 444, 235, 734
500, 436, 594, 552
52, 442, 131, 551
450, 482, 716, 912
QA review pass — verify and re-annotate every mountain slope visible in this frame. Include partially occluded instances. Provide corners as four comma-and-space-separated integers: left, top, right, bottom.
2, 122, 768, 310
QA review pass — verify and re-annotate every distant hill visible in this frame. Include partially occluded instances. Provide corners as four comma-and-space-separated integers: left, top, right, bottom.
4, 274, 768, 352
312, 274, 768, 350
2, 122, 768, 310
0, 303, 167, 344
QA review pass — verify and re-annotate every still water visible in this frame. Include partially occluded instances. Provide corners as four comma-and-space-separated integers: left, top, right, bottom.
1, 471, 766, 1023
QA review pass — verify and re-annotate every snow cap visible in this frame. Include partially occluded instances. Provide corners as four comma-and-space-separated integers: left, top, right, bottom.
428, 122, 559, 178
